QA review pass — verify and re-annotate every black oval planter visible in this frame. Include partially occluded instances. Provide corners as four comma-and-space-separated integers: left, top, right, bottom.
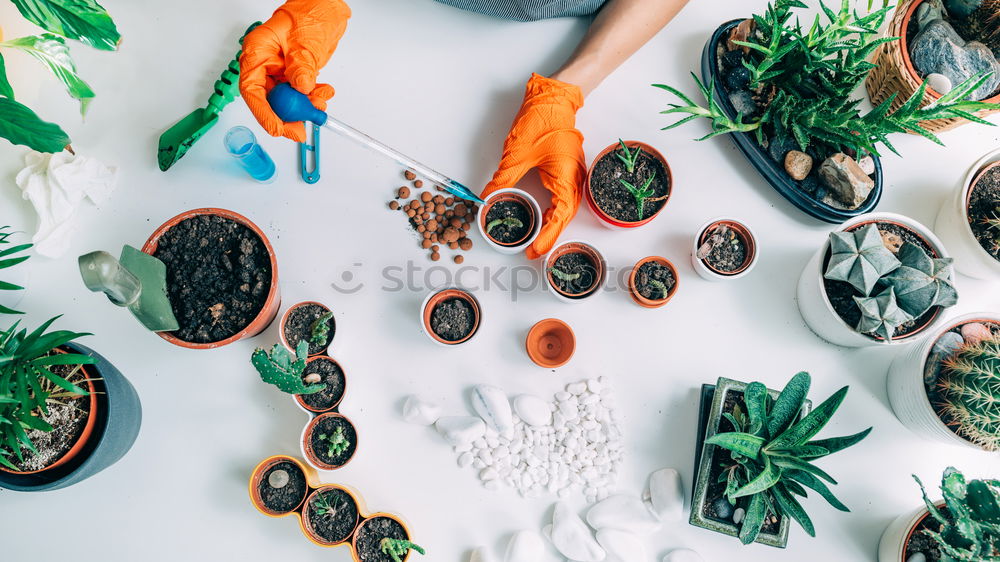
0, 342, 142, 492
701, 20, 884, 224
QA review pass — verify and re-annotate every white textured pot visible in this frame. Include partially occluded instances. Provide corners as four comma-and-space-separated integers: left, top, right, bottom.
477, 188, 542, 255
934, 147, 1000, 280
690, 217, 759, 281
877, 503, 938, 562
886, 312, 998, 450
796, 212, 952, 348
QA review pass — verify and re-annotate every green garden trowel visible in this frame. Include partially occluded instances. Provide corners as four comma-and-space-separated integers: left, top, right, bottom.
157, 22, 261, 171
78, 246, 178, 332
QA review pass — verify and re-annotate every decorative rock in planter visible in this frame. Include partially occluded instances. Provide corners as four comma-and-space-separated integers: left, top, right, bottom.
818, 153, 876, 209
911, 18, 1000, 101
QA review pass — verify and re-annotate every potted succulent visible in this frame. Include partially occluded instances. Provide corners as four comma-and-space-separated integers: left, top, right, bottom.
691, 372, 871, 548
280, 301, 335, 356
585, 140, 672, 228
525, 318, 576, 368
353, 514, 425, 562
302, 412, 358, 471
300, 485, 363, 547
654, 1, 1000, 223
0, 317, 142, 491
142, 208, 280, 349
935, 147, 1000, 280
421, 288, 482, 345
250, 455, 313, 517
477, 188, 542, 254
628, 256, 679, 308
887, 312, 1000, 451
253, 339, 347, 414
868, 0, 1000, 134
797, 213, 958, 347
0, 226, 30, 315
692, 218, 759, 281
878, 467, 1000, 562
544, 241, 607, 302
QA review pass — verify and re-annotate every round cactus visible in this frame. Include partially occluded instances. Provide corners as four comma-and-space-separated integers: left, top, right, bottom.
937, 334, 1000, 452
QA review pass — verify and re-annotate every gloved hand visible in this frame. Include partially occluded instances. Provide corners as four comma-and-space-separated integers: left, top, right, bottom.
481, 74, 586, 260
239, 0, 351, 143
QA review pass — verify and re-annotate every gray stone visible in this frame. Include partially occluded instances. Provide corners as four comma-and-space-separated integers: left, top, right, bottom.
911, 19, 1000, 101
944, 0, 982, 18
933, 331, 965, 358
926, 72, 954, 94
268, 469, 289, 489
711, 497, 734, 520
818, 153, 876, 209
767, 135, 798, 163
728, 90, 756, 116
916, 0, 947, 28
799, 175, 821, 195
784, 150, 814, 180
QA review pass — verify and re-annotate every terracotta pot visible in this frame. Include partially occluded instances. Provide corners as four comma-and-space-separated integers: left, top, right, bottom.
300, 484, 364, 547
877, 501, 944, 562
544, 240, 608, 302
585, 141, 672, 229
301, 412, 359, 471
0, 348, 99, 475
935, 149, 1000, 280
351, 513, 414, 562
280, 301, 335, 356
421, 288, 482, 345
477, 188, 542, 253
141, 208, 280, 350
248, 455, 316, 517
628, 256, 679, 308
293, 355, 348, 414
525, 318, 575, 368
692, 218, 759, 280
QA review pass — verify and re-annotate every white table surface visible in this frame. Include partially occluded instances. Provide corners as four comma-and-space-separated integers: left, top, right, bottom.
1, 0, 998, 560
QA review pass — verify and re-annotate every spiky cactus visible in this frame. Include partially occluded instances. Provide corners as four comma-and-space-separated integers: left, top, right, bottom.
825, 224, 900, 295
309, 311, 334, 346
251, 340, 324, 395
882, 242, 958, 318
318, 425, 350, 458
913, 467, 1000, 561
854, 287, 914, 342
936, 334, 1000, 452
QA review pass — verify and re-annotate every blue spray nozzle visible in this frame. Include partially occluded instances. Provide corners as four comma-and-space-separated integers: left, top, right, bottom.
267, 83, 328, 125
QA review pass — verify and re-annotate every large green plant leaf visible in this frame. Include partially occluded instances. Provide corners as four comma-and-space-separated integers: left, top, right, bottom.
0, 97, 70, 153
1, 34, 94, 114
0, 53, 13, 99
767, 371, 810, 438
10, 0, 120, 51
706, 432, 764, 458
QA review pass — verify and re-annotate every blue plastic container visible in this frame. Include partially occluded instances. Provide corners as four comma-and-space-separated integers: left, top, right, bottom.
225, 126, 276, 183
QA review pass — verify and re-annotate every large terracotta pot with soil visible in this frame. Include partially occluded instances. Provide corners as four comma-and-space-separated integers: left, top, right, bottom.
421, 288, 481, 345
477, 188, 542, 255
887, 312, 1000, 451
294, 355, 347, 414
281, 301, 336, 356
935, 148, 1000, 280
249, 455, 316, 517
142, 208, 280, 350
0, 342, 142, 492
877, 501, 946, 562
300, 484, 364, 547
301, 412, 359, 471
691, 218, 759, 281
628, 256, 679, 308
544, 240, 607, 302
796, 212, 954, 347
585, 140, 672, 229
352, 513, 414, 562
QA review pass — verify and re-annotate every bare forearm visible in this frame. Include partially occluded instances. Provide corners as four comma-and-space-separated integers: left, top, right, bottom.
551, 0, 689, 96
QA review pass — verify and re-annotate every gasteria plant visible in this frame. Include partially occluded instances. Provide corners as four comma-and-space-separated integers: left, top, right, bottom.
0, 226, 31, 315
654, 0, 1000, 159
380, 538, 426, 562
913, 467, 1000, 561
936, 335, 1000, 452
707, 371, 871, 544
251, 341, 324, 395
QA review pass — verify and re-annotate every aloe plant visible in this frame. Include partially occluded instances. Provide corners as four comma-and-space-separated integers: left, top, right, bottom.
707, 371, 871, 544
619, 176, 657, 220
913, 467, 1000, 561
312, 490, 343, 518
251, 341, 324, 395
824, 224, 900, 295
309, 311, 334, 347
882, 242, 958, 318
615, 139, 642, 173
0, 227, 31, 315
380, 538, 426, 562
937, 335, 1000, 452
854, 287, 913, 342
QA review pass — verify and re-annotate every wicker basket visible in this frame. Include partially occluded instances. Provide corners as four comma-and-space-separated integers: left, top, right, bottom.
866, 0, 1000, 134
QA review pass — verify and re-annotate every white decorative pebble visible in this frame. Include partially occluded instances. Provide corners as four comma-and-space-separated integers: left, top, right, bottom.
926, 73, 953, 94
505, 530, 546, 562
481, 467, 499, 481
663, 549, 704, 562
484, 480, 500, 491
514, 394, 552, 427
458, 452, 473, 468
472, 385, 514, 434
566, 382, 587, 395
644, 468, 684, 521
436, 416, 486, 446
548, 502, 606, 561
596, 529, 645, 562
906, 554, 927, 562
733, 507, 745, 525
402, 395, 442, 425
469, 546, 494, 562
268, 469, 289, 489
587, 494, 661, 535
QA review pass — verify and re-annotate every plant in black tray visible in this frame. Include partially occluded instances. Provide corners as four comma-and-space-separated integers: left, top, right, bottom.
380, 538, 426, 562
252, 341, 325, 395
706, 371, 871, 544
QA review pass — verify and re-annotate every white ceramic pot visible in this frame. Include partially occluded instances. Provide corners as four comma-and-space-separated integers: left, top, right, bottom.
877, 503, 938, 562
543, 240, 608, 303
690, 217, 759, 281
886, 312, 997, 450
477, 188, 542, 255
796, 212, 952, 348
934, 147, 1000, 280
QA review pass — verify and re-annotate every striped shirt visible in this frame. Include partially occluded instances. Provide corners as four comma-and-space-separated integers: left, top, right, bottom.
436, 0, 607, 21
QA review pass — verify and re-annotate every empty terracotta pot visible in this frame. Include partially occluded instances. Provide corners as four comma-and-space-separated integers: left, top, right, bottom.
525, 319, 575, 368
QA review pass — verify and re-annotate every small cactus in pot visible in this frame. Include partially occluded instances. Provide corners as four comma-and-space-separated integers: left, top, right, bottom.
882, 243, 958, 318
913, 467, 1000, 560
936, 335, 1000, 452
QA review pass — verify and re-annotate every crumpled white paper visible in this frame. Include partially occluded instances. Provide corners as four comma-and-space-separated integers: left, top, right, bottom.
15, 151, 118, 258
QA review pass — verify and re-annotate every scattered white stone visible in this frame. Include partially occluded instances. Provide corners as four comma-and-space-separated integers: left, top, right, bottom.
586, 495, 661, 535
469, 546, 494, 562
644, 468, 684, 521
548, 502, 606, 561
435, 416, 486, 446
514, 394, 552, 427
268, 469, 289, 489
472, 385, 514, 434
458, 452, 474, 468
733, 507, 745, 525
663, 549, 703, 562
926, 73, 953, 94
505, 530, 546, 562
596, 529, 645, 562
402, 395, 442, 425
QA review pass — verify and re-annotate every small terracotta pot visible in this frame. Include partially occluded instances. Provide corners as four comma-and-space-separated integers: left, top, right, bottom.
351, 513, 414, 562
280, 301, 335, 356
478, 189, 541, 252
544, 241, 607, 302
141, 208, 280, 350
421, 288, 482, 345
0, 349, 99, 475
300, 484, 364, 547
585, 141, 672, 229
525, 319, 576, 368
301, 412, 359, 471
692, 218, 759, 280
628, 256, 679, 308
248, 455, 316, 517
294, 355, 347, 414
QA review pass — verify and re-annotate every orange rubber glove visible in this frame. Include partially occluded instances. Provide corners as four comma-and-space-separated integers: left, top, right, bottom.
239, 0, 351, 143
481, 74, 587, 260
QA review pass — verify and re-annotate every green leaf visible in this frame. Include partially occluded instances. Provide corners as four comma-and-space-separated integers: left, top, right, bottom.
0, 97, 70, 153
732, 455, 781, 498
744, 382, 768, 436
0, 53, 14, 99
1, 34, 95, 115
706, 432, 764, 458
768, 386, 849, 449
802, 427, 872, 457
739, 492, 768, 545
10, 0, 121, 51
773, 483, 816, 536
767, 372, 810, 438
786, 469, 850, 511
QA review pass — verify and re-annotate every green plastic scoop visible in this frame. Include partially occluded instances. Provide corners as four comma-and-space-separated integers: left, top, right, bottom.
78, 246, 179, 332
157, 22, 261, 171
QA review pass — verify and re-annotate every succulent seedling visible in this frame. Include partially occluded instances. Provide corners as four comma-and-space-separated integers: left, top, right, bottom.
937, 334, 1000, 452
615, 139, 642, 173
251, 341, 324, 395
647, 279, 672, 299
548, 267, 581, 283
913, 467, 1000, 560
696, 224, 734, 260
312, 490, 343, 518
309, 310, 334, 347
619, 176, 658, 221
380, 538, 426, 562
853, 286, 913, 342
486, 217, 524, 235
824, 224, 900, 296
881, 242, 957, 318
318, 425, 350, 458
